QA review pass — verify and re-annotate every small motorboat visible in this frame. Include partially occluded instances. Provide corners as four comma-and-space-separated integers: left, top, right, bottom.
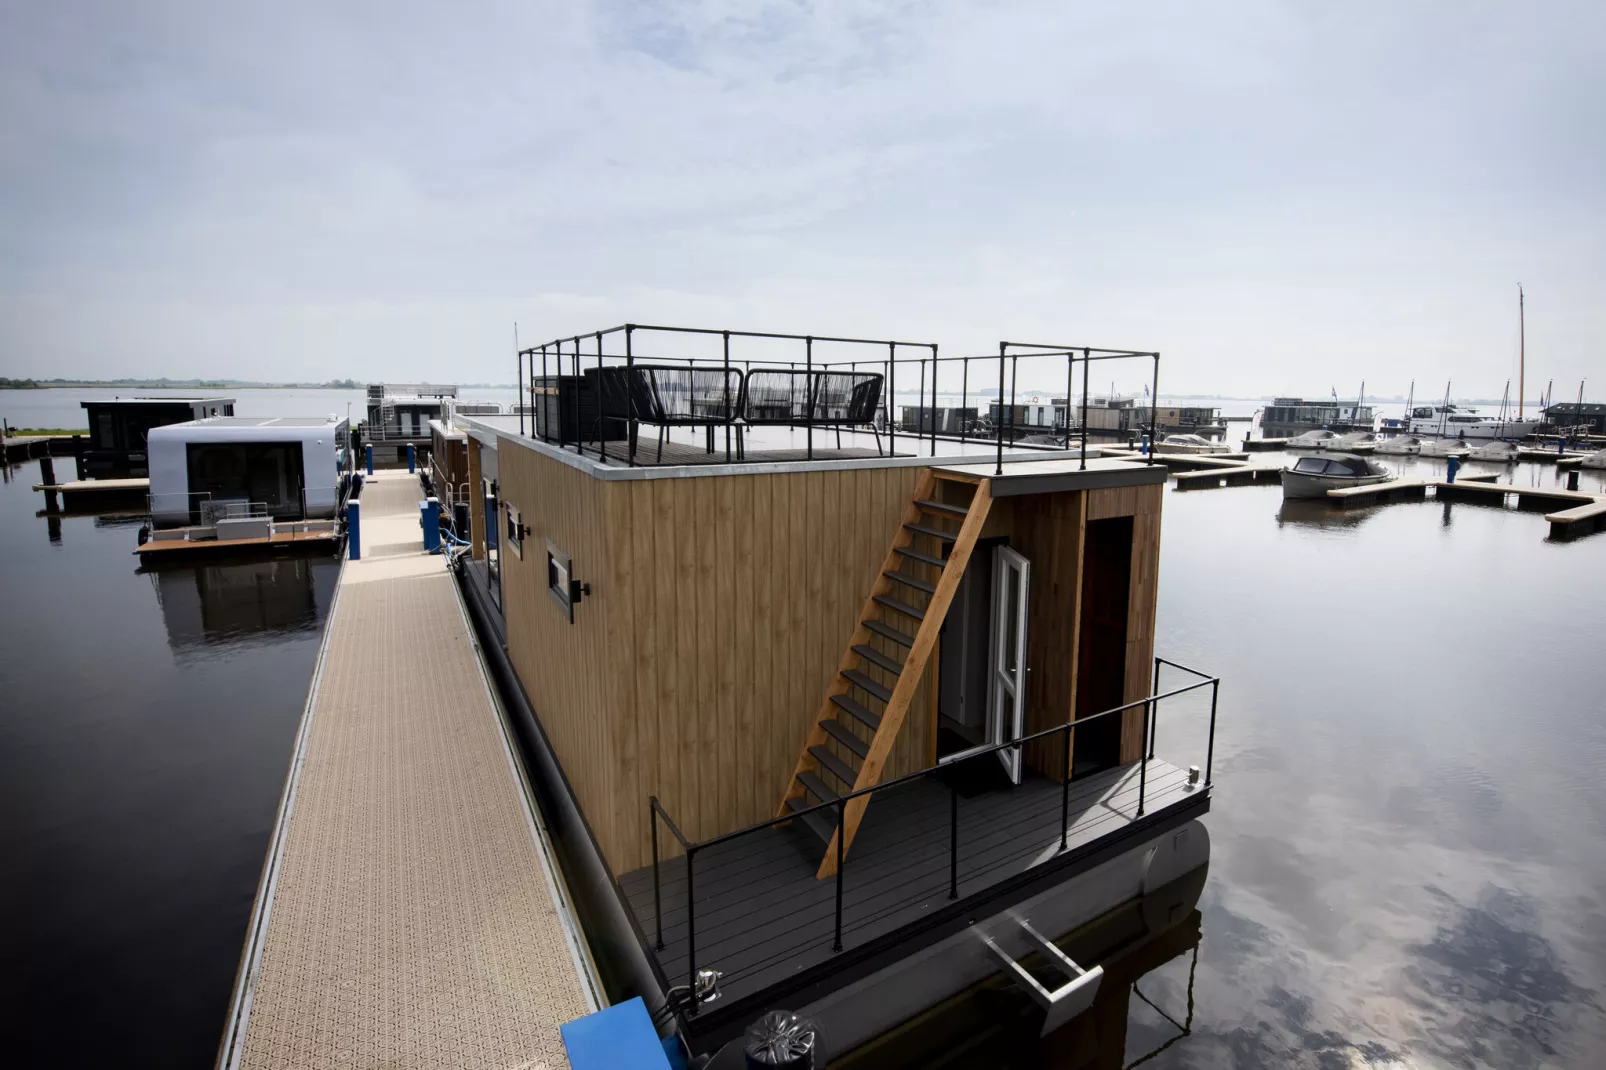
1154, 433, 1232, 455
1280, 452, 1394, 499
1375, 435, 1424, 456
1419, 437, 1471, 458
1580, 448, 1606, 470
1467, 440, 1520, 463
1331, 431, 1378, 450
1287, 429, 1342, 450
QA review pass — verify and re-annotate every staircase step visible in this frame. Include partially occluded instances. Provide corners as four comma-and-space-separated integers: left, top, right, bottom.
797, 769, 840, 804
873, 594, 926, 622
809, 744, 860, 788
863, 619, 917, 648
852, 643, 904, 675
894, 545, 947, 568
831, 693, 883, 731
904, 522, 958, 543
883, 570, 936, 595
820, 719, 870, 759
843, 668, 893, 704
784, 794, 836, 849
916, 498, 971, 518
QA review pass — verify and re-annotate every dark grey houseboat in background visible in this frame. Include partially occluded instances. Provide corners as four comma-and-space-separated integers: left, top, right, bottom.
79, 396, 235, 478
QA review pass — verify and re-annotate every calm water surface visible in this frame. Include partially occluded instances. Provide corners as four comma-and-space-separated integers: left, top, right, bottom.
3, 437, 1604, 1068
0, 460, 337, 1067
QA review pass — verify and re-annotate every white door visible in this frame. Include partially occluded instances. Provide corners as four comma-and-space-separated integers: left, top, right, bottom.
988, 546, 1031, 783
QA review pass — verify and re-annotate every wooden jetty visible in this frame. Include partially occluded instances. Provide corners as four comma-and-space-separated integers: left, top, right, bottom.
1433, 478, 1596, 512
1241, 438, 1288, 451
1546, 498, 1606, 540
32, 476, 150, 512
1173, 465, 1281, 489
217, 471, 599, 1070
1326, 479, 1432, 508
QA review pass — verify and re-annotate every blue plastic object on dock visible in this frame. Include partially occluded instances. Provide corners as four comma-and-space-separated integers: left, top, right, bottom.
420, 498, 440, 552
1446, 455, 1460, 483
560, 997, 672, 1070
407, 443, 416, 473
365, 443, 374, 474
347, 500, 361, 560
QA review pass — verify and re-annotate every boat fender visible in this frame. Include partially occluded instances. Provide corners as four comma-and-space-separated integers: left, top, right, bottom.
1140, 818, 1209, 897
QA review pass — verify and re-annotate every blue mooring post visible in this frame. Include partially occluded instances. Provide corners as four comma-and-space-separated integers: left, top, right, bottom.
407, 443, 416, 473
420, 497, 440, 552
347, 500, 361, 560
1141, 433, 1150, 456
1558, 437, 1566, 455
1446, 455, 1460, 483
365, 443, 374, 474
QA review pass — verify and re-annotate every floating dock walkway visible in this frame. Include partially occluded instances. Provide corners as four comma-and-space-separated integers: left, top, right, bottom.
218, 470, 600, 1069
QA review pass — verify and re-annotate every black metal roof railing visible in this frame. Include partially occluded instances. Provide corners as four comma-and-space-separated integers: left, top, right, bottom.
515, 323, 1162, 474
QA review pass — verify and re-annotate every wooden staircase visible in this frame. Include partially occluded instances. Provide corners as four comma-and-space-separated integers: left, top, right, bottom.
778, 470, 995, 878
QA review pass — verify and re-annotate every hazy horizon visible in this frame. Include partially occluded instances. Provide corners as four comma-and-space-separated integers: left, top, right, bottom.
2, 2, 1601, 400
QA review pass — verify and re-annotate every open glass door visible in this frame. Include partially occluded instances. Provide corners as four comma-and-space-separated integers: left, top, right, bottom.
989, 546, 1030, 784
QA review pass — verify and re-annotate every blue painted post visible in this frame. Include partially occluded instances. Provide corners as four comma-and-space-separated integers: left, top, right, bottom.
365, 443, 374, 474
1141, 433, 1150, 456
1558, 437, 1565, 455
347, 500, 361, 560
1446, 455, 1460, 483
420, 497, 440, 552
407, 443, 416, 473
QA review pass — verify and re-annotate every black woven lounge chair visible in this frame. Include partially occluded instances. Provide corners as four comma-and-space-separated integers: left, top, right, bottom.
589, 364, 743, 462
738, 370, 884, 455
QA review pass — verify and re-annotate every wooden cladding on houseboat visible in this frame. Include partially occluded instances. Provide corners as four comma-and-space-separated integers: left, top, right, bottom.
497, 442, 934, 873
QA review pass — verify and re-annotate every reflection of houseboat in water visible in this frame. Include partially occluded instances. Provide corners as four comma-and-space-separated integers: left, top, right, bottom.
441, 323, 1222, 1063
149, 557, 337, 652
136, 417, 353, 560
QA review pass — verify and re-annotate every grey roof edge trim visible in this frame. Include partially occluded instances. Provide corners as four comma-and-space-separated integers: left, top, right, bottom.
974, 463, 1168, 497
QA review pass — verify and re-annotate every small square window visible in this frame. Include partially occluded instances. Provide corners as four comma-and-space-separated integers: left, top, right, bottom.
505, 504, 523, 558
547, 542, 572, 616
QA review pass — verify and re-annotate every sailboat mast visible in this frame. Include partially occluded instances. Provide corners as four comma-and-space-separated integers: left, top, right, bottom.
1440, 380, 1451, 437
1518, 285, 1525, 420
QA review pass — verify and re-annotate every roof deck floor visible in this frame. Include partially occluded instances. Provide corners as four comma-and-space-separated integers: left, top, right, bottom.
220, 471, 596, 1069
619, 757, 1202, 1009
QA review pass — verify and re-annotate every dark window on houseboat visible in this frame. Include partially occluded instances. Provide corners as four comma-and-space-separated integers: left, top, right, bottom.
504, 504, 522, 558
1075, 515, 1133, 776
185, 441, 306, 522
547, 542, 572, 616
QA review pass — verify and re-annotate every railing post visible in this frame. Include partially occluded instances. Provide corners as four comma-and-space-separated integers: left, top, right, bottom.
886, 342, 896, 456
1080, 350, 1090, 470
1149, 352, 1160, 465
918, 357, 927, 449
833, 799, 845, 951
596, 331, 607, 464
1206, 679, 1220, 786
650, 800, 664, 951
929, 344, 939, 454
1137, 695, 1150, 817
948, 783, 960, 899
1150, 657, 1162, 759
1060, 725, 1072, 850
685, 846, 697, 999
626, 326, 637, 467
961, 356, 969, 442
805, 336, 814, 461
995, 343, 1006, 475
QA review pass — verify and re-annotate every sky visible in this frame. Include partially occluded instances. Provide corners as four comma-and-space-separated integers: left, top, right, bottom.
0, 1, 1602, 399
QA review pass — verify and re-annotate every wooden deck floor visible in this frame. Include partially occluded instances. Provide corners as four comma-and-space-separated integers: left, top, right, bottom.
619, 757, 1198, 1006
220, 471, 597, 1070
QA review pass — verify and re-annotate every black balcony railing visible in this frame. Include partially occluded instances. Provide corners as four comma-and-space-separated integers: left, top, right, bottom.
646, 657, 1219, 1002
516, 323, 1162, 474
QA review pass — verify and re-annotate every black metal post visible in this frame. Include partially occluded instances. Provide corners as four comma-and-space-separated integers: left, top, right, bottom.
918, 358, 927, 448
995, 344, 1006, 475
596, 331, 607, 464
1010, 355, 1019, 454
1080, 349, 1090, 470
626, 327, 637, 466
805, 336, 814, 460
723, 331, 732, 463
961, 357, 969, 442
1149, 353, 1160, 464
518, 341, 525, 437
930, 344, 939, 454
948, 784, 960, 899
1150, 657, 1161, 759
650, 802, 664, 949
833, 799, 845, 951
1060, 727, 1072, 850
1137, 698, 1150, 817
1206, 679, 1219, 786
1063, 350, 1074, 449
685, 846, 697, 996
887, 342, 896, 456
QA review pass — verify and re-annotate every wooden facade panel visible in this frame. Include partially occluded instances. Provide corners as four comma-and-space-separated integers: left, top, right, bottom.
466, 437, 484, 559
1011, 490, 1086, 778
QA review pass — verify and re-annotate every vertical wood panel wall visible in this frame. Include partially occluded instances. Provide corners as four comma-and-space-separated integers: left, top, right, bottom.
1085, 484, 1164, 762
498, 440, 929, 874
1011, 490, 1086, 778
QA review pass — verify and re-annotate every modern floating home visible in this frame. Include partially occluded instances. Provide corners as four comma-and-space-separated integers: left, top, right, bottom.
449, 324, 1222, 1060
79, 396, 236, 478
137, 416, 353, 559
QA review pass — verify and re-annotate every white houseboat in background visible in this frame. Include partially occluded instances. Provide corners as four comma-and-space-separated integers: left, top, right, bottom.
138, 416, 352, 559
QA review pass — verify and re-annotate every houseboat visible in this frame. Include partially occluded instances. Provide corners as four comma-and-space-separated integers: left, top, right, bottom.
447, 324, 1221, 1061
79, 396, 235, 478
137, 416, 352, 558
1261, 396, 1376, 439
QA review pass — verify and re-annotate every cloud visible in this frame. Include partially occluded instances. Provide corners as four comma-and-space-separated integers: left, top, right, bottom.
0, 1, 1602, 390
